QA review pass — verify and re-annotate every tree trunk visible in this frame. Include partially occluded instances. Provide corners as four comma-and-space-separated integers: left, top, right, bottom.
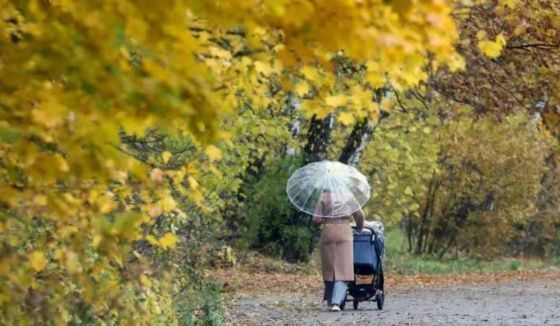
405, 214, 414, 252
338, 118, 376, 167
415, 178, 441, 254
416, 180, 434, 254
283, 94, 301, 157
295, 113, 335, 246
303, 114, 334, 164
338, 108, 389, 167
438, 231, 457, 259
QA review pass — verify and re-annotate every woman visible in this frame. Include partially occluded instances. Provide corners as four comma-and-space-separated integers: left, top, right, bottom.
312, 190, 364, 311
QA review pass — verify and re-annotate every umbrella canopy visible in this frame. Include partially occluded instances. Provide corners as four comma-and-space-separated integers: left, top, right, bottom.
286, 160, 370, 218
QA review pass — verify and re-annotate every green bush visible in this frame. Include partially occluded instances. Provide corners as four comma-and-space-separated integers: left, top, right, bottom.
175, 281, 225, 326
240, 157, 318, 262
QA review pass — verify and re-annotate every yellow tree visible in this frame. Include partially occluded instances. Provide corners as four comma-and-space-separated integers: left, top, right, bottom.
0, 0, 461, 323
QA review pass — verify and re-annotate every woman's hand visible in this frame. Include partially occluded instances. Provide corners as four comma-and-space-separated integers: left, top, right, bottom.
353, 209, 365, 231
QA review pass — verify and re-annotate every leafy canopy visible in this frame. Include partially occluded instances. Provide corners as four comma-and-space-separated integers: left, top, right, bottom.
0, 0, 463, 323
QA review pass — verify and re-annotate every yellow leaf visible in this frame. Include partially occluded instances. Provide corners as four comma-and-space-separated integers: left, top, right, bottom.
325, 95, 348, 107
140, 274, 152, 287
99, 195, 116, 214
366, 61, 386, 88
161, 151, 172, 163
119, 115, 154, 136
64, 250, 81, 274
141, 214, 152, 224
301, 100, 331, 119
99, 279, 120, 299
0, 185, 18, 207
34, 195, 48, 206
190, 188, 205, 205
159, 233, 178, 249
208, 46, 232, 59
447, 53, 466, 72
295, 81, 311, 97
147, 204, 163, 218
271, 59, 283, 74
60, 308, 71, 323
380, 97, 393, 111
205, 145, 222, 161
92, 235, 102, 247
29, 251, 47, 272
188, 176, 199, 190
478, 33, 507, 58
254, 61, 272, 76
499, 0, 518, 9
111, 251, 124, 267
513, 24, 526, 36
338, 112, 355, 126
159, 195, 177, 212
146, 235, 159, 246
476, 30, 487, 41
366, 71, 386, 88
301, 66, 320, 82
404, 187, 413, 196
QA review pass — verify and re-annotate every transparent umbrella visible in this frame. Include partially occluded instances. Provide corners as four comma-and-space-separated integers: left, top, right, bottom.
286, 160, 370, 218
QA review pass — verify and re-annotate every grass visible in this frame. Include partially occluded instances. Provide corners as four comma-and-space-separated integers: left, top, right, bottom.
384, 228, 559, 275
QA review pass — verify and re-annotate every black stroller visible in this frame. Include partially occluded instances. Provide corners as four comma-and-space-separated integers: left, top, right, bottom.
341, 223, 385, 310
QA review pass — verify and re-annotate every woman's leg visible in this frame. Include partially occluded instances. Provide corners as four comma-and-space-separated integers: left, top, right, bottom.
330, 281, 348, 306
323, 281, 334, 305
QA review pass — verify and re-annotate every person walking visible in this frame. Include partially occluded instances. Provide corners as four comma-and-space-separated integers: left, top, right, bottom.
286, 160, 370, 311
312, 191, 364, 311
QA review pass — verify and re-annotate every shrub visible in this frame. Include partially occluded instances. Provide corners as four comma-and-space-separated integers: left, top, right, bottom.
405, 115, 550, 257
240, 157, 317, 262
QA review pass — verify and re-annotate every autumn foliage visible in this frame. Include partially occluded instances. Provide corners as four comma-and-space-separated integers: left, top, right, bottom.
1, 0, 559, 324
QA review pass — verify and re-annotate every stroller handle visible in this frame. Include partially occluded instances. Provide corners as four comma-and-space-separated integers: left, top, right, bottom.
352, 225, 375, 233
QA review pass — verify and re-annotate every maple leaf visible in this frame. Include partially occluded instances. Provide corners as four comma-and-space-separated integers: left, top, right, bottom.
159, 195, 177, 212
478, 33, 507, 58
161, 151, 172, 163
295, 81, 311, 97
29, 251, 47, 272
205, 145, 223, 161
159, 233, 178, 249
325, 95, 348, 107
338, 112, 355, 126
140, 274, 152, 287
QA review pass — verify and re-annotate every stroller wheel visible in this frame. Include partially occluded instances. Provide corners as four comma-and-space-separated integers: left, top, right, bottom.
353, 300, 359, 310
376, 291, 385, 310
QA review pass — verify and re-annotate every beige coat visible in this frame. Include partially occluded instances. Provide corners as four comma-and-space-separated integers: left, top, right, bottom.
314, 193, 364, 281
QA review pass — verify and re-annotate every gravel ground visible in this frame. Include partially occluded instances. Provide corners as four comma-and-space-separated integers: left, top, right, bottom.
225, 277, 560, 325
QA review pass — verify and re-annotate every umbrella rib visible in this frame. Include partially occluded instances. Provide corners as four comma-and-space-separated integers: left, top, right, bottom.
299, 173, 327, 214
287, 172, 314, 202
352, 177, 371, 205
344, 178, 369, 202
339, 177, 363, 215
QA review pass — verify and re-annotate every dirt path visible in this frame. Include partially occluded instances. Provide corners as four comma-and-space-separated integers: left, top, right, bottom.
224, 270, 560, 325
